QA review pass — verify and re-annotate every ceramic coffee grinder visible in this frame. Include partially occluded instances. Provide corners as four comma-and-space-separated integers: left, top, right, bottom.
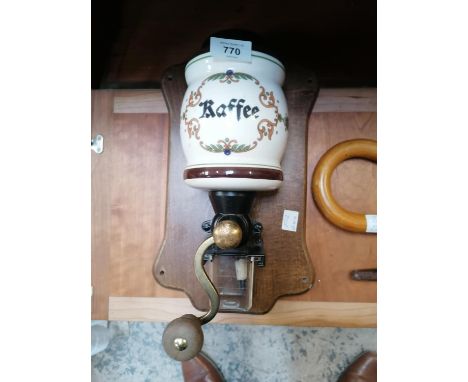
155, 32, 318, 362
160, 37, 289, 361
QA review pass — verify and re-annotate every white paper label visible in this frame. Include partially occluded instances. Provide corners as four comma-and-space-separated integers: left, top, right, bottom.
365, 214, 377, 233
282, 210, 299, 232
210, 37, 252, 63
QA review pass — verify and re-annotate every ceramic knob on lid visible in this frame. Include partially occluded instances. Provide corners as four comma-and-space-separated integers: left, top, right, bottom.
180, 46, 288, 191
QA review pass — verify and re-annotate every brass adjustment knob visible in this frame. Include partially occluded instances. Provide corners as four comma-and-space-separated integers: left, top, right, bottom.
212, 220, 242, 249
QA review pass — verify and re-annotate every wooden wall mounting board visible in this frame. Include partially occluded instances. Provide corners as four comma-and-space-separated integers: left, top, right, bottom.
109, 297, 376, 328
153, 65, 319, 313
91, 88, 376, 324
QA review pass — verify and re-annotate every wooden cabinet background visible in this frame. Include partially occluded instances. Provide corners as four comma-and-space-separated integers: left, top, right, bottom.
92, 89, 376, 326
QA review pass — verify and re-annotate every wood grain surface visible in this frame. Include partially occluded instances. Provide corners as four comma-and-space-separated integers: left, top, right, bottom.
113, 90, 168, 114
111, 88, 376, 114
153, 65, 319, 314
92, 92, 113, 319
91, 90, 376, 322
109, 297, 376, 328
106, 112, 171, 297
302, 112, 377, 302
91, 90, 184, 319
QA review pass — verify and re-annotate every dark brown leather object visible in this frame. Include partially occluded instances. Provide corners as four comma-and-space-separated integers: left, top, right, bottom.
182, 352, 225, 382
351, 269, 377, 281
338, 351, 377, 382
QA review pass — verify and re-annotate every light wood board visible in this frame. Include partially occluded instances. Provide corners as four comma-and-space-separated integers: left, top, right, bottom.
109, 297, 376, 328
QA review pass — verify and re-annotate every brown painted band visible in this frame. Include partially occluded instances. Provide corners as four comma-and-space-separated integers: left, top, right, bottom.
184, 167, 283, 181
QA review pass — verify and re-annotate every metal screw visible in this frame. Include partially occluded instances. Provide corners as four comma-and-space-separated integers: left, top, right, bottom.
201, 220, 212, 232
174, 337, 188, 351
253, 222, 263, 233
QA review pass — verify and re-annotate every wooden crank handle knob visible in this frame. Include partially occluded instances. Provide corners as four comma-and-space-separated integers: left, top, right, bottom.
312, 139, 377, 233
162, 314, 204, 361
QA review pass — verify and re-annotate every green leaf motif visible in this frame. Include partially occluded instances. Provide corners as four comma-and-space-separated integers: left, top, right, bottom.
200, 142, 224, 152
278, 113, 289, 130
232, 143, 255, 153
200, 139, 257, 153
206, 73, 225, 81
205, 72, 258, 84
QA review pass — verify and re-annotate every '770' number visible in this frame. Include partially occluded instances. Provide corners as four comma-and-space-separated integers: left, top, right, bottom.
224, 46, 241, 55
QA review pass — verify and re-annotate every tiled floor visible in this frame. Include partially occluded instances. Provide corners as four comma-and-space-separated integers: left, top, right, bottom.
92, 321, 376, 382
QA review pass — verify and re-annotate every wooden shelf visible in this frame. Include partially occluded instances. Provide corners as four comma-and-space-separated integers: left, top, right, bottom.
109, 297, 376, 328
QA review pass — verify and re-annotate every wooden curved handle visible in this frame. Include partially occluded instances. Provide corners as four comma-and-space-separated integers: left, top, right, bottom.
312, 139, 377, 233
162, 236, 221, 361
162, 314, 204, 361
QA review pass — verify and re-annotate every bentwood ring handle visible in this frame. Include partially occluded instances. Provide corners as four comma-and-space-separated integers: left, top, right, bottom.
312, 139, 377, 233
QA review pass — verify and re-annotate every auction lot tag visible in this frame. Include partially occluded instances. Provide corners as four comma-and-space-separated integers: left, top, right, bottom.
365, 214, 377, 233
282, 210, 299, 232
210, 37, 252, 63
